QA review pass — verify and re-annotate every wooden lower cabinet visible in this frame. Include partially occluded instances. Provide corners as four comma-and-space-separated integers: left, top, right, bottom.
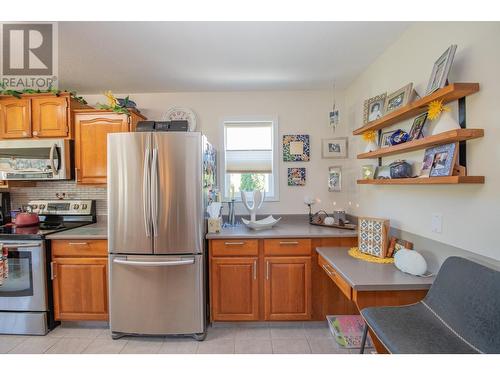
264, 256, 311, 320
210, 257, 259, 321
51, 240, 109, 321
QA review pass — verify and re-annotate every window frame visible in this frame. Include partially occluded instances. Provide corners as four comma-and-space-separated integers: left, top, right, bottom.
220, 115, 279, 202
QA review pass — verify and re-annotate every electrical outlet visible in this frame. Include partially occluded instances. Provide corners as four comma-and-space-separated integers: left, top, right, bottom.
431, 213, 443, 233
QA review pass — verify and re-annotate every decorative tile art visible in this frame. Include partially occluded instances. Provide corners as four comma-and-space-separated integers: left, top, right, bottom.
358, 217, 390, 258
287, 167, 306, 186
283, 135, 310, 162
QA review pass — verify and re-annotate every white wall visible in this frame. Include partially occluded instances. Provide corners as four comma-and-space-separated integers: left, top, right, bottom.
84, 90, 356, 216
344, 22, 500, 260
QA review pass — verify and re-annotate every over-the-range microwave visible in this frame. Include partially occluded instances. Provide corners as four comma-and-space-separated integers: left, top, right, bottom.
0, 139, 72, 180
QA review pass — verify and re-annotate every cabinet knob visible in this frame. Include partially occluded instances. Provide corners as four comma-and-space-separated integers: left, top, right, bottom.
33, 131, 38, 136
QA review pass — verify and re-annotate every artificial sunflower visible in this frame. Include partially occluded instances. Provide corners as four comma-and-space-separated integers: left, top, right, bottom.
362, 130, 377, 143
427, 100, 450, 121
104, 90, 118, 107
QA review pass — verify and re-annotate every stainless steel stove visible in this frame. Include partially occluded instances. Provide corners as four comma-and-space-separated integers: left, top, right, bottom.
0, 200, 96, 335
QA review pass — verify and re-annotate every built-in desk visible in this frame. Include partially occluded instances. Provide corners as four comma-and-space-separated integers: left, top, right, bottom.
316, 247, 435, 353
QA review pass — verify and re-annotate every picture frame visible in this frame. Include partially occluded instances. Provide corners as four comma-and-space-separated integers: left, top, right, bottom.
283, 135, 310, 162
429, 143, 458, 177
374, 165, 391, 179
379, 130, 394, 148
408, 112, 428, 140
361, 165, 375, 180
363, 93, 386, 124
426, 44, 457, 95
288, 167, 306, 186
322, 137, 348, 159
384, 83, 413, 114
328, 166, 342, 192
387, 237, 414, 258
419, 143, 458, 177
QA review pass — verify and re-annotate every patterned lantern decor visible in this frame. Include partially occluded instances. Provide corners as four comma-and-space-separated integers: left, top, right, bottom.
358, 217, 390, 258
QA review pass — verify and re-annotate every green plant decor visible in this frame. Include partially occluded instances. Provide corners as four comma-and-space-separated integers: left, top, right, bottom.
0, 83, 88, 105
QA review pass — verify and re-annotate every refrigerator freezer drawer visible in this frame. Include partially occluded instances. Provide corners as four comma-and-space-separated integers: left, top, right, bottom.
109, 254, 205, 336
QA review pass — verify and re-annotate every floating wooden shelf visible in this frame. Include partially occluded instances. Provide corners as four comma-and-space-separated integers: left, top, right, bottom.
352, 83, 480, 135
357, 176, 485, 185
357, 129, 484, 159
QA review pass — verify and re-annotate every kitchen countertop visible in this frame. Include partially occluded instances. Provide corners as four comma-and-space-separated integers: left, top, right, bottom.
206, 215, 358, 239
316, 247, 435, 291
47, 218, 107, 240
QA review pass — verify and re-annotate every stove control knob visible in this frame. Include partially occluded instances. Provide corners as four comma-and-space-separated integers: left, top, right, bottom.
39, 204, 45, 209
82, 204, 88, 210
32, 204, 38, 209
73, 204, 80, 210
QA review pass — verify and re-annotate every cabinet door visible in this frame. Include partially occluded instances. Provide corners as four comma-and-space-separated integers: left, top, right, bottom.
0, 98, 31, 138
211, 257, 259, 321
52, 257, 109, 321
75, 114, 129, 184
264, 256, 312, 320
31, 96, 68, 137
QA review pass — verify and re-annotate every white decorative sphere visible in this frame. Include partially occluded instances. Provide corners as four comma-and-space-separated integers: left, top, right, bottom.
324, 217, 335, 225
394, 249, 427, 276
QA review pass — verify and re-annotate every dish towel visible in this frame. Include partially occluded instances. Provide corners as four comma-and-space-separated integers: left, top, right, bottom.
0, 244, 7, 286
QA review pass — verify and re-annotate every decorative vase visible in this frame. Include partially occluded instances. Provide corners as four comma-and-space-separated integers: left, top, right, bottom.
428, 111, 460, 136
364, 140, 378, 153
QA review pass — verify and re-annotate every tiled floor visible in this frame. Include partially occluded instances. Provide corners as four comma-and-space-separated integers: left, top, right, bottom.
0, 322, 363, 354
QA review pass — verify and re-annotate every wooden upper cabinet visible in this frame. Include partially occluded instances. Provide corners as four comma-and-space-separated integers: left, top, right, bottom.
52, 257, 109, 321
211, 257, 259, 321
0, 98, 31, 138
74, 110, 146, 185
264, 256, 312, 320
31, 96, 68, 137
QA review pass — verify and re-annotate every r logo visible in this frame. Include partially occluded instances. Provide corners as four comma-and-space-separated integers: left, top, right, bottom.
2, 23, 53, 75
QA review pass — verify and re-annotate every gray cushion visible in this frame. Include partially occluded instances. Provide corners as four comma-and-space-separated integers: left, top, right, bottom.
362, 303, 479, 354
361, 257, 500, 354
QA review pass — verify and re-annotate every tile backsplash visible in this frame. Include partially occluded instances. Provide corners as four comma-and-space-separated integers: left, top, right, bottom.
10, 181, 107, 215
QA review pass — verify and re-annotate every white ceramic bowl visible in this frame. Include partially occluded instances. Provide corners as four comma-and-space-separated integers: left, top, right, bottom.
241, 215, 281, 230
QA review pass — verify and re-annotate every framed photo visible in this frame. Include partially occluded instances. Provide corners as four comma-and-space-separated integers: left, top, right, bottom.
283, 135, 310, 162
409, 113, 428, 140
374, 165, 391, 179
363, 93, 386, 124
361, 165, 375, 180
328, 166, 342, 192
379, 130, 394, 148
430, 143, 458, 177
420, 143, 458, 177
426, 45, 457, 95
384, 83, 413, 114
387, 237, 414, 257
322, 137, 348, 159
288, 167, 306, 186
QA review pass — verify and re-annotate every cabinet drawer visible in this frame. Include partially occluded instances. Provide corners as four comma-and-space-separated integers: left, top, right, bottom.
211, 239, 258, 256
318, 254, 352, 300
52, 239, 107, 257
264, 239, 311, 256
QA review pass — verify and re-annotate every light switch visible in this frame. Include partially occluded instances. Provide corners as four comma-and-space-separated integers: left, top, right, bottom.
431, 213, 442, 233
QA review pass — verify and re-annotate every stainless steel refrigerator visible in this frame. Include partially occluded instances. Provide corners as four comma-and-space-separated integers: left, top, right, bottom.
107, 132, 216, 340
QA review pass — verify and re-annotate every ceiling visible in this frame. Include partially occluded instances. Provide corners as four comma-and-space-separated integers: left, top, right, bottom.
58, 22, 411, 93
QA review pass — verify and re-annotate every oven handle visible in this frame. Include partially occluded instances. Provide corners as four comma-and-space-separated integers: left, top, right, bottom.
0, 243, 40, 249
113, 258, 194, 267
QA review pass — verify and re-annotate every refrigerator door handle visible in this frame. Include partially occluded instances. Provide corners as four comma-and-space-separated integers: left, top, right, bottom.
151, 147, 159, 237
143, 144, 152, 238
113, 258, 195, 267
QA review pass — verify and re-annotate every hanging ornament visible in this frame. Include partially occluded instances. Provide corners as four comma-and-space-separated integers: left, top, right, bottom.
329, 82, 339, 132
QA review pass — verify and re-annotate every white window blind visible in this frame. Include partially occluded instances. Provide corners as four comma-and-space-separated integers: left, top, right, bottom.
224, 122, 273, 174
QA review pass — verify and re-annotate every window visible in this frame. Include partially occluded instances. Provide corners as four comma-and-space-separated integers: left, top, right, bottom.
222, 117, 279, 201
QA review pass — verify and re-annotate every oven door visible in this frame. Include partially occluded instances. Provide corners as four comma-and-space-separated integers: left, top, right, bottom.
0, 139, 71, 180
0, 241, 47, 311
